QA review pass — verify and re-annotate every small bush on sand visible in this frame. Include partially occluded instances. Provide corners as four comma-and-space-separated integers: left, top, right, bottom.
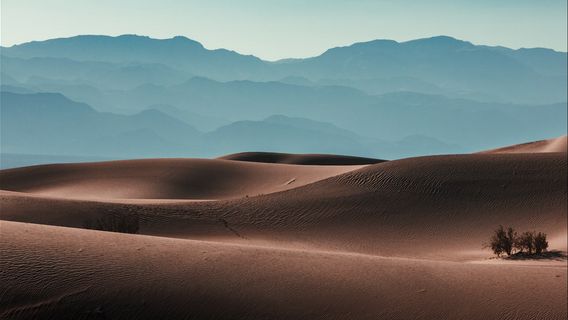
516, 231, 535, 254
487, 226, 548, 257
534, 232, 549, 254
83, 213, 140, 234
488, 225, 516, 257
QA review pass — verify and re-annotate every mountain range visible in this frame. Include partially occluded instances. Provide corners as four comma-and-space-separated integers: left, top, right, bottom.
1, 34, 566, 165
3, 34, 566, 103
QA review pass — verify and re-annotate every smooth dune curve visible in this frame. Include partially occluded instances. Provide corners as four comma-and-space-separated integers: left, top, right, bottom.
1, 139, 567, 320
480, 135, 567, 154
1, 221, 566, 320
0, 158, 363, 200
1, 153, 565, 261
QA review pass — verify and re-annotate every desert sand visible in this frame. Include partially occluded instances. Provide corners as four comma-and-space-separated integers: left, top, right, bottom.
480, 135, 567, 154
1, 137, 566, 319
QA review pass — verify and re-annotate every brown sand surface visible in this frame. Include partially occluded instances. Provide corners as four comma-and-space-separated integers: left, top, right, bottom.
1, 153, 565, 259
0, 158, 362, 200
1, 221, 566, 320
1, 138, 566, 319
480, 135, 567, 154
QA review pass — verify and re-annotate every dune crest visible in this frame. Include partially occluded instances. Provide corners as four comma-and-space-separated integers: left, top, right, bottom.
480, 135, 567, 154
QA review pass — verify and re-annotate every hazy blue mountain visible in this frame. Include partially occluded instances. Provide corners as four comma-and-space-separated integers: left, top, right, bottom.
1, 55, 191, 90
277, 76, 315, 86
0, 72, 20, 85
3, 35, 565, 103
316, 76, 448, 96
1, 55, 115, 85
0, 91, 465, 160
354, 92, 567, 150
0, 91, 201, 157
489, 46, 567, 77
203, 115, 462, 159
0, 84, 35, 94
204, 115, 373, 156
263, 115, 362, 139
82, 76, 566, 151
244, 115, 465, 158
1, 35, 266, 81
276, 36, 567, 104
2, 80, 565, 156
1, 35, 566, 162
147, 104, 230, 132
109, 77, 375, 118
22, 77, 113, 111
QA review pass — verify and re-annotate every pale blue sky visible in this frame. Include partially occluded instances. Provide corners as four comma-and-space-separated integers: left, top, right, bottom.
1, 0, 566, 60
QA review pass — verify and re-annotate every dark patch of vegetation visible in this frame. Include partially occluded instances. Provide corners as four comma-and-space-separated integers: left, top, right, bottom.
506, 250, 567, 261
83, 213, 140, 234
486, 225, 549, 258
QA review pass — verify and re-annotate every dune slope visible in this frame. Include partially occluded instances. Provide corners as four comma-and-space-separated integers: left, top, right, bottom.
1, 221, 566, 320
1, 137, 566, 319
0, 158, 362, 200
1, 153, 566, 260
480, 135, 567, 154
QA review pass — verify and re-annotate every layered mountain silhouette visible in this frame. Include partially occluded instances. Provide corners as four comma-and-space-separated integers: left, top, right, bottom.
2, 90, 565, 168
0, 92, 199, 158
0, 91, 462, 164
3, 34, 566, 103
1, 35, 566, 165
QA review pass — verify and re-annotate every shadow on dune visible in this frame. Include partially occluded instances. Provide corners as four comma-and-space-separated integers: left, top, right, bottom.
218, 151, 385, 165
504, 250, 568, 261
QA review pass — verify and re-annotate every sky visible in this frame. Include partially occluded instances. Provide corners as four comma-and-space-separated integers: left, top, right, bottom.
1, 0, 567, 61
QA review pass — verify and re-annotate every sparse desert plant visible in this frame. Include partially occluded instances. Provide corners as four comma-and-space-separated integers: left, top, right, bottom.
516, 231, 535, 254
83, 213, 140, 234
487, 227, 549, 257
504, 226, 516, 256
489, 225, 515, 257
533, 232, 549, 254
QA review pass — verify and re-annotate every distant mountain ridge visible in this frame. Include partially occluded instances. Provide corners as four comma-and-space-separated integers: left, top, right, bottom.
1, 35, 566, 162
0, 91, 200, 157
2, 34, 566, 103
1, 91, 469, 160
1, 35, 265, 81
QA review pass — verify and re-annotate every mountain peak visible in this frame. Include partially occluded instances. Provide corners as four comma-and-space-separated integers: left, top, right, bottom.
403, 35, 473, 48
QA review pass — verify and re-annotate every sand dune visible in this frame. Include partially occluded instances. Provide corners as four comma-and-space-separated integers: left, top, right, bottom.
219, 151, 384, 165
1, 153, 565, 260
1, 221, 566, 320
0, 158, 361, 200
480, 135, 567, 154
0, 137, 566, 319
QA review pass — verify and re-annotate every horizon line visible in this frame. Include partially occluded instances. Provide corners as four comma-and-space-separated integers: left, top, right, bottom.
2, 33, 566, 62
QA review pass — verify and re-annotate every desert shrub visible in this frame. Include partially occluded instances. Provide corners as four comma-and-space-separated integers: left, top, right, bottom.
83, 213, 140, 234
487, 227, 549, 257
533, 232, 549, 254
504, 227, 516, 256
489, 225, 515, 257
516, 231, 535, 254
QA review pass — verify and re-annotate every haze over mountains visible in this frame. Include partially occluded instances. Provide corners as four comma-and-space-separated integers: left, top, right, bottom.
1, 34, 566, 166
